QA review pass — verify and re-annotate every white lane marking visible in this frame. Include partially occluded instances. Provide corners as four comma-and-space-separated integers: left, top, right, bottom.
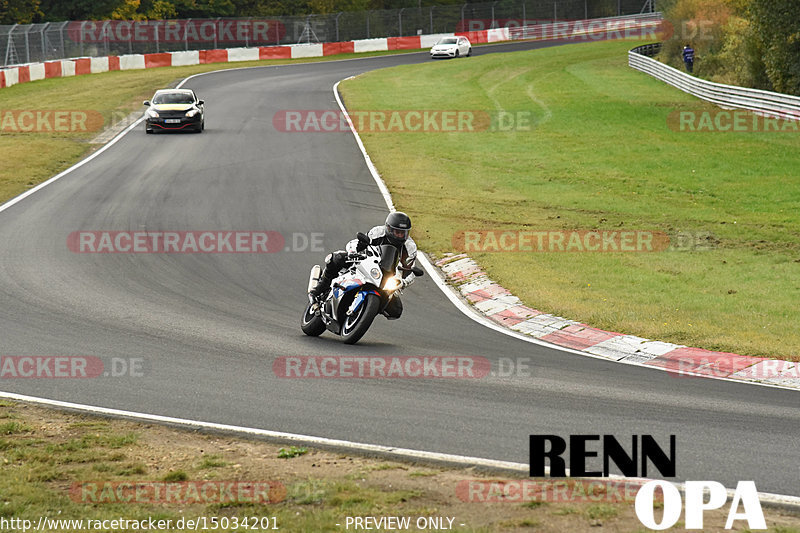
0, 116, 144, 215
0, 52, 427, 215
0, 38, 544, 215
0, 390, 524, 471
1, 390, 799, 508
331, 78, 797, 392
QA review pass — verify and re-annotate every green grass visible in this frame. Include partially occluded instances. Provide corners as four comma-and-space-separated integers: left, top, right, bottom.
162, 470, 188, 481
198, 453, 228, 468
339, 39, 800, 360
585, 503, 619, 520
0, 404, 429, 533
0, 421, 31, 435
278, 446, 309, 459
3, 39, 798, 360
2, 402, 798, 532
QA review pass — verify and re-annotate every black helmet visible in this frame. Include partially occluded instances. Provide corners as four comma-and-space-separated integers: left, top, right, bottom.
385, 211, 411, 246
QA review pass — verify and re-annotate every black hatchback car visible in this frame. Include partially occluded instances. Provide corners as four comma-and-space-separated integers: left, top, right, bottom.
144, 89, 204, 133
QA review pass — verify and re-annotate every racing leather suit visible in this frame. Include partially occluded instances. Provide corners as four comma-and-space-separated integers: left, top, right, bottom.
313, 226, 418, 317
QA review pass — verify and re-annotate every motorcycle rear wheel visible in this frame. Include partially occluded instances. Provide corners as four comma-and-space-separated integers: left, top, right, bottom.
301, 299, 326, 336
341, 293, 380, 345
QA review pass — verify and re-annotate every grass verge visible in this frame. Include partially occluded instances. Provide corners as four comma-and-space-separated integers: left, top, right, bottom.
1, 401, 798, 532
339, 39, 800, 360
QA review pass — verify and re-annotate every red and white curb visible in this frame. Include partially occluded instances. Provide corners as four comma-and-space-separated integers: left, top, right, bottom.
436, 253, 799, 390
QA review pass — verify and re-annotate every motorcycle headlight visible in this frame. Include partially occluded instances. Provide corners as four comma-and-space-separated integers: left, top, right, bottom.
146, 108, 159, 118
185, 109, 199, 117
384, 276, 401, 291
370, 268, 381, 279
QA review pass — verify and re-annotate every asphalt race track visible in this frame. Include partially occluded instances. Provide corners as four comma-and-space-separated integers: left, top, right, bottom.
1, 40, 798, 497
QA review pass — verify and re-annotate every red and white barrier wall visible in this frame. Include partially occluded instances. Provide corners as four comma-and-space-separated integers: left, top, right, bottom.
0, 15, 662, 90
0, 32, 458, 90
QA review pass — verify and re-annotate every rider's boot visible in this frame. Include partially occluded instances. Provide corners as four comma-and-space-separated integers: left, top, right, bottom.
309, 273, 332, 299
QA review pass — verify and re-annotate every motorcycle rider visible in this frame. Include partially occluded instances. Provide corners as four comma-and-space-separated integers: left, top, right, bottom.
309, 212, 418, 317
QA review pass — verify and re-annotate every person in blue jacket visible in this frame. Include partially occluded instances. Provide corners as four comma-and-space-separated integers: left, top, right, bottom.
683, 45, 695, 73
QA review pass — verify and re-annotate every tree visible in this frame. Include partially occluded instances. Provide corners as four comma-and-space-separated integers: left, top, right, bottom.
749, 0, 800, 95
111, 0, 144, 19
0, 0, 43, 23
306, 0, 371, 14
38, 0, 127, 20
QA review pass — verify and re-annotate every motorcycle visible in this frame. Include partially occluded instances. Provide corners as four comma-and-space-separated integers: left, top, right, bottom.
301, 232, 424, 345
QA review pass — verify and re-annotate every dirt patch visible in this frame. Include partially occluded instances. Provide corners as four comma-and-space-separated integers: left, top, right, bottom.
1, 401, 798, 532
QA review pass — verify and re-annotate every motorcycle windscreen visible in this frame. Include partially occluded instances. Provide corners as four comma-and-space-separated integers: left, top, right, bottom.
379, 245, 399, 273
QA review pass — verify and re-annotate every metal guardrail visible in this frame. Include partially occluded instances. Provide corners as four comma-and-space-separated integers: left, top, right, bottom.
629, 44, 800, 121
1, 0, 654, 66
630, 41, 659, 56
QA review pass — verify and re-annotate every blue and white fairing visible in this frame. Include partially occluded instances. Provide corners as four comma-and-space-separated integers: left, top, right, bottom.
328, 244, 400, 327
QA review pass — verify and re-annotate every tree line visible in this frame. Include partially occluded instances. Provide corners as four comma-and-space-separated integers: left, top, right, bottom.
3, 0, 798, 95
659, 0, 800, 95
5, 0, 484, 23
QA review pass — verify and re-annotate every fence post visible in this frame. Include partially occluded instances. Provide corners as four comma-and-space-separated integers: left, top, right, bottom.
4, 24, 17, 66
585, 0, 588, 19
214, 17, 219, 49
59, 22, 66, 59
430, 6, 434, 34
553, 2, 557, 22
366, 10, 370, 39
41, 23, 48, 61
398, 8, 404, 37
24, 26, 30, 63
105, 20, 111, 56
461, 4, 466, 33
491, 1, 497, 29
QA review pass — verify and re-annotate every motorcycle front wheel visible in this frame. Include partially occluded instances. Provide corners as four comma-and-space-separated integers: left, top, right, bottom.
341, 293, 380, 345
301, 299, 326, 336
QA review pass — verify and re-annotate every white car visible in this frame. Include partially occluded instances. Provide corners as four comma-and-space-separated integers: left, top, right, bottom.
430, 36, 472, 59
